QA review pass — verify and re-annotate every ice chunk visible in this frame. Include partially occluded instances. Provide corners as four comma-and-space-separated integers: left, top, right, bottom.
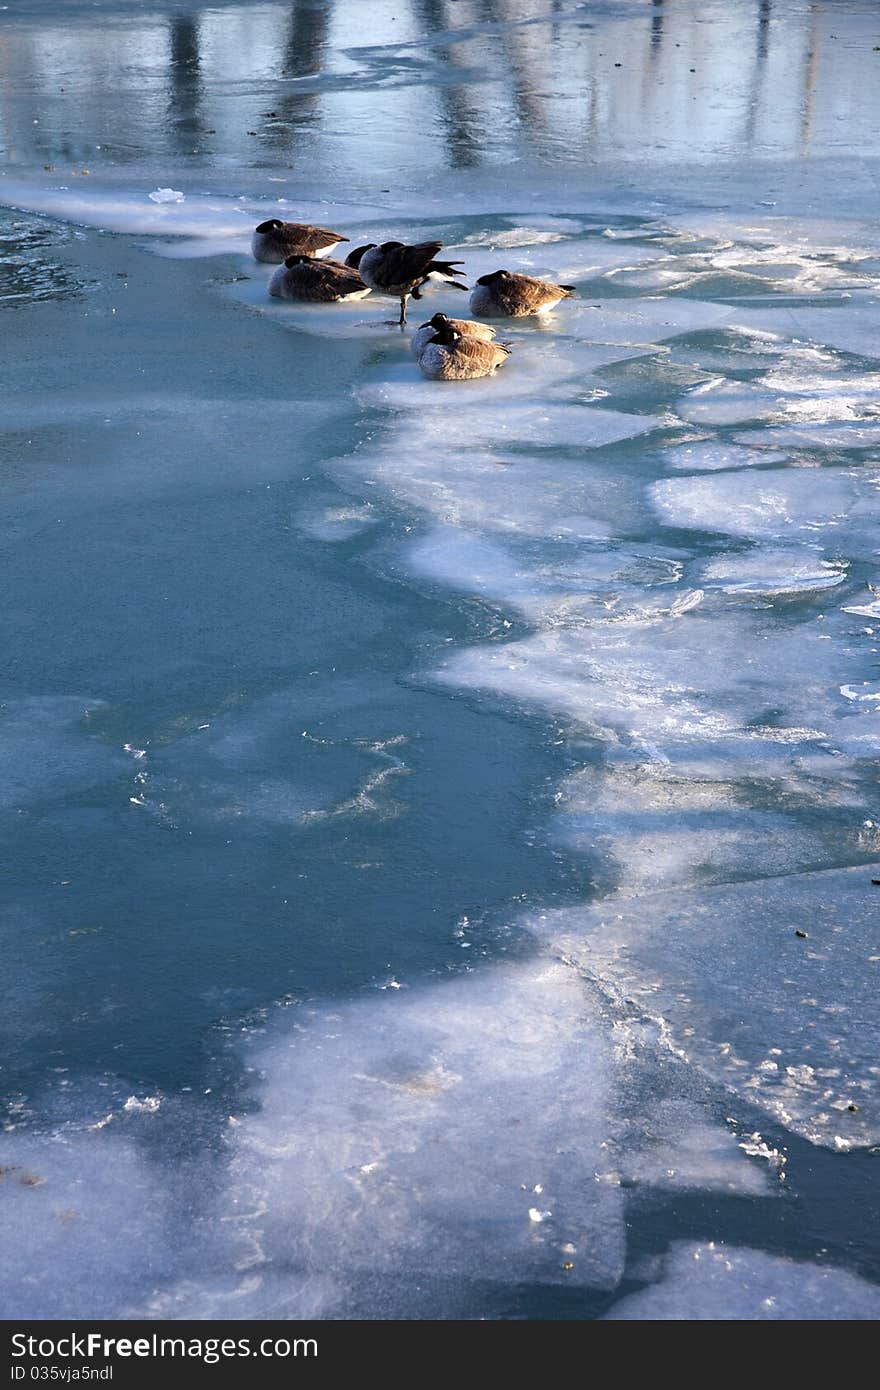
680, 375, 880, 427
605, 1243, 880, 1320
148, 188, 185, 204
553, 758, 844, 895
651, 467, 880, 548
662, 442, 789, 472
215, 959, 626, 1299
297, 502, 379, 542
0, 1131, 171, 1319
618, 1103, 771, 1195
735, 423, 880, 449
434, 597, 854, 748
564, 298, 736, 346
535, 864, 880, 1148
699, 548, 846, 596
405, 402, 656, 453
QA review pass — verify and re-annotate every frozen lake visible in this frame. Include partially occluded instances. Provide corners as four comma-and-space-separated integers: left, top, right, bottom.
2, 0, 880, 1320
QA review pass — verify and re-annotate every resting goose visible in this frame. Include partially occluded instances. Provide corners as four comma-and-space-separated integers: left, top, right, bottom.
252, 218, 349, 264
268, 256, 371, 302
410, 312, 496, 358
346, 241, 467, 326
417, 322, 512, 380
469, 269, 575, 317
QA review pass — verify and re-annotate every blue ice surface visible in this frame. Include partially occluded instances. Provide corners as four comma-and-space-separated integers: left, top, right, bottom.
2, 0, 880, 1321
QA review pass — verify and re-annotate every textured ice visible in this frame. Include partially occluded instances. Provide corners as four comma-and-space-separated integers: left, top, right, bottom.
550, 744, 872, 896
446, 234, 660, 285
357, 339, 653, 410
679, 374, 880, 427
651, 468, 880, 546
0, 1130, 171, 1319
296, 501, 379, 542
605, 1243, 880, 1320
699, 549, 847, 596
534, 863, 880, 1148
405, 402, 657, 452
0, 180, 382, 244
123, 692, 410, 831
365, 444, 645, 539
0, 959, 624, 1316
434, 600, 857, 746
617, 1104, 770, 1196
0, 939, 779, 1319
735, 422, 880, 449
0, 697, 128, 810
563, 298, 737, 346
734, 300, 880, 363
661, 442, 789, 472
213, 960, 626, 1301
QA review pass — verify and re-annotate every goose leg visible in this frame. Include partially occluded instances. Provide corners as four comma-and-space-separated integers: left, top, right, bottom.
399, 293, 408, 327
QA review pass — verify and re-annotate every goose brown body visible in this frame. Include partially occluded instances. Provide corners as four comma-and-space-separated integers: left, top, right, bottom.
417, 328, 512, 381
268, 256, 370, 303
252, 219, 349, 264
469, 270, 575, 317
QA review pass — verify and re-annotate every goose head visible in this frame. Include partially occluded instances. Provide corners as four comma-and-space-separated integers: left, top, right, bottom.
345, 244, 376, 268
429, 324, 460, 347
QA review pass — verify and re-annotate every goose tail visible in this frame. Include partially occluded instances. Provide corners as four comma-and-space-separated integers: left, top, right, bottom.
412, 277, 470, 299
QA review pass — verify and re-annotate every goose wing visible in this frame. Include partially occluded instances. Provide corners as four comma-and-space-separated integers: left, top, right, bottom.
275, 223, 348, 256
284, 259, 366, 300
450, 317, 496, 340
289, 223, 349, 254
380, 241, 447, 287
509, 273, 574, 308
455, 336, 511, 369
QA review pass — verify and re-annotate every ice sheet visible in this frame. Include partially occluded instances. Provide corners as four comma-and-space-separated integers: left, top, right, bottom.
533, 864, 880, 1148
605, 1242, 880, 1320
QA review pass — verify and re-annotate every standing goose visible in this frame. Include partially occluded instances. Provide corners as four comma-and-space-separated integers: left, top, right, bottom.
268, 256, 371, 303
410, 311, 497, 358
417, 322, 512, 381
252, 218, 349, 264
346, 241, 467, 326
470, 269, 575, 317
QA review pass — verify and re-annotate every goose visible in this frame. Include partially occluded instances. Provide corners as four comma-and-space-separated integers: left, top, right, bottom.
410, 311, 496, 358
417, 321, 512, 380
252, 218, 349, 264
268, 256, 371, 303
469, 269, 575, 317
346, 241, 467, 326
